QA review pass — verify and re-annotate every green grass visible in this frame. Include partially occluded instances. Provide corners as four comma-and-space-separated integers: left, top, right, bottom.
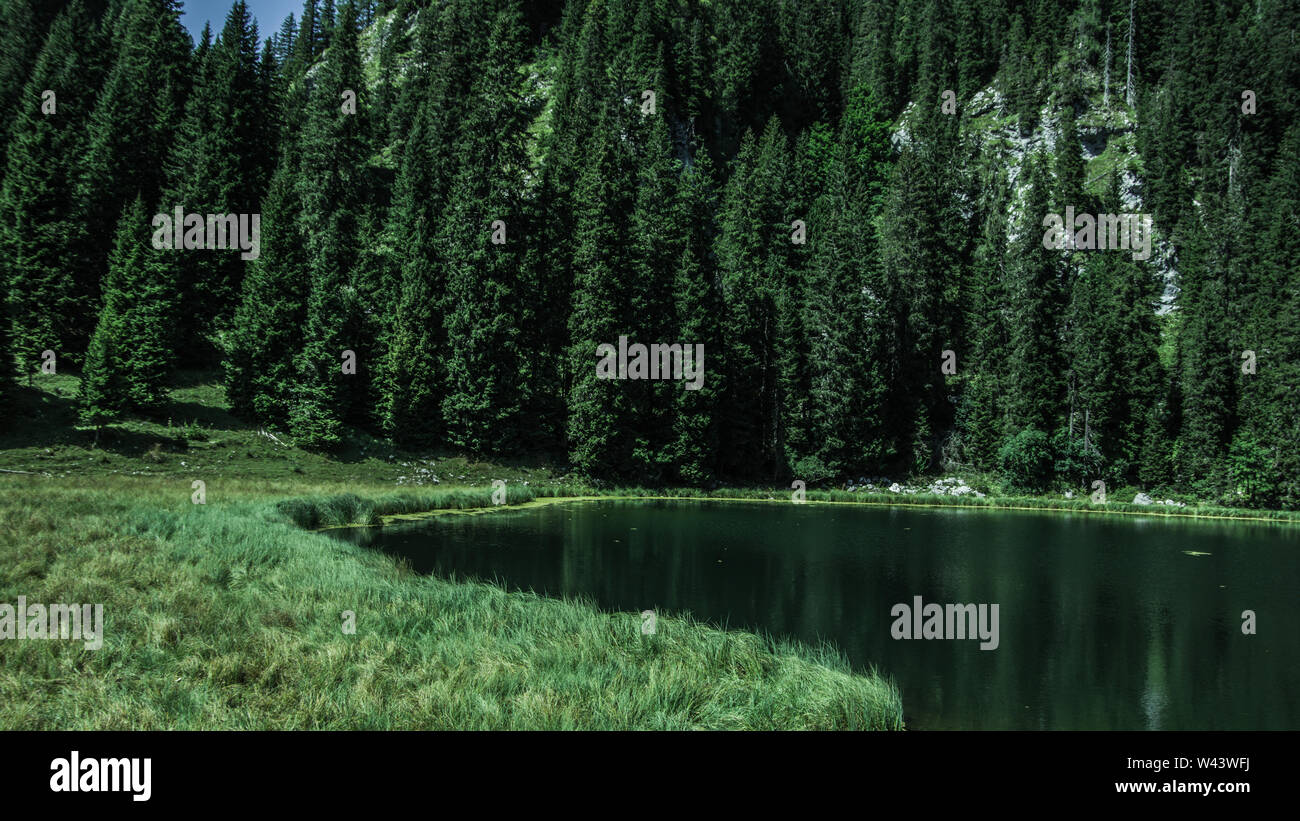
0, 474, 903, 729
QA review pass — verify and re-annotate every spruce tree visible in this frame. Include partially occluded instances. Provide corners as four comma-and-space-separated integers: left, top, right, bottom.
525, 0, 617, 450
955, 165, 1012, 469
1004, 152, 1067, 440
878, 76, 963, 473
162, 0, 273, 363
0, 0, 42, 176
671, 150, 723, 484
1247, 124, 1300, 506
0, 0, 104, 379
1173, 195, 1236, 493
1063, 250, 1124, 485
291, 0, 319, 71
79, 196, 177, 425
223, 159, 308, 426
438, 1, 532, 454
626, 111, 684, 479
272, 13, 297, 66
801, 136, 888, 479
376, 0, 483, 446
712, 0, 780, 156
775, 124, 831, 475
566, 128, 636, 476
799, 86, 894, 479
74, 0, 191, 355
288, 0, 368, 449
775, 0, 845, 130
714, 120, 791, 478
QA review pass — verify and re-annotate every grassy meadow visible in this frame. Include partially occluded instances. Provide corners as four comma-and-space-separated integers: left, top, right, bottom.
0, 373, 905, 730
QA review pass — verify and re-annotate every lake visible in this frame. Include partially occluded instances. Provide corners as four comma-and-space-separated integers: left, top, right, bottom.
325, 499, 1298, 730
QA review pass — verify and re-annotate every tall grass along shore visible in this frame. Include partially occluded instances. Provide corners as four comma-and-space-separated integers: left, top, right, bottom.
0, 475, 904, 730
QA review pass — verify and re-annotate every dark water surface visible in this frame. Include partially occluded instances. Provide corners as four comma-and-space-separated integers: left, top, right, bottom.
326, 499, 1298, 729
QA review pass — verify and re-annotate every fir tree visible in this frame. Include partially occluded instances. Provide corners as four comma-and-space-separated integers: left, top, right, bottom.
878, 73, 962, 473
566, 129, 636, 476
0, 0, 104, 378
289, 0, 369, 449
223, 160, 308, 426
714, 120, 791, 478
79, 196, 177, 425
800, 123, 889, 479
1005, 153, 1066, 438
162, 1, 271, 364
626, 111, 684, 479
74, 0, 191, 354
438, 1, 532, 454
671, 150, 723, 484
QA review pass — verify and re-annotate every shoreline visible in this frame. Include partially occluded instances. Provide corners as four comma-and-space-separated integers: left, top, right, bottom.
294, 486, 1300, 530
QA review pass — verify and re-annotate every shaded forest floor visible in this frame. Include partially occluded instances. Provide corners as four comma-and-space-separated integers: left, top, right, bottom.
0, 369, 568, 492
2, 370, 1297, 525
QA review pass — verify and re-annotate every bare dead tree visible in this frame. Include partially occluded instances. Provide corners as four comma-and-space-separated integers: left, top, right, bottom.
1125, 0, 1136, 108
1104, 22, 1111, 108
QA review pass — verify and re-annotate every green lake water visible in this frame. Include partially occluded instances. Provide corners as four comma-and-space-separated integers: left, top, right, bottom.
326, 499, 1298, 729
